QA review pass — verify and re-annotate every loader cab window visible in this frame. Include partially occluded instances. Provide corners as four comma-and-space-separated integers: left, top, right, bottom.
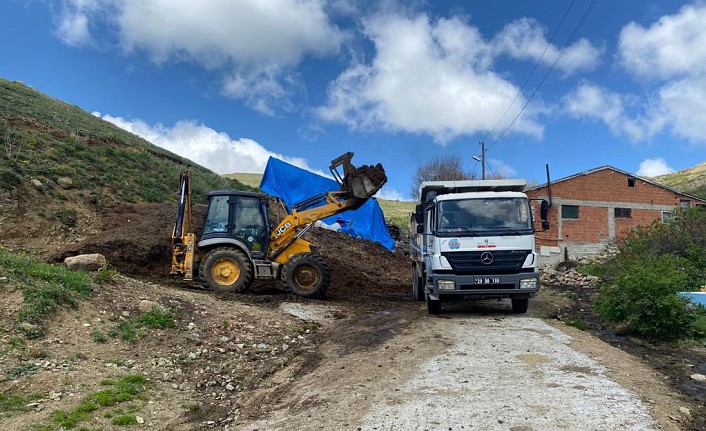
203, 196, 230, 235
233, 197, 267, 255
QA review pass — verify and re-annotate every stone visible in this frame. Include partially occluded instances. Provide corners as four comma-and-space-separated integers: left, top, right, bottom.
138, 300, 159, 313
690, 373, 706, 382
57, 177, 74, 189
136, 416, 145, 424
30, 178, 43, 189
679, 407, 691, 417
64, 254, 106, 271
226, 383, 235, 391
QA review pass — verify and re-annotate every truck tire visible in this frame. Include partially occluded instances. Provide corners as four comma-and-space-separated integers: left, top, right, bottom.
200, 247, 253, 292
412, 266, 425, 302
511, 298, 529, 314
426, 294, 441, 315
282, 253, 330, 298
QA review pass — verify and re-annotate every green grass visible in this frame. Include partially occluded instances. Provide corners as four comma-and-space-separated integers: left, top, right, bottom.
93, 267, 119, 285
566, 319, 587, 331
109, 308, 176, 342
50, 375, 146, 429
112, 414, 137, 425
91, 330, 107, 343
0, 248, 91, 338
0, 391, 43, 418
655, 161, 706, 199
0, 79, 253, 207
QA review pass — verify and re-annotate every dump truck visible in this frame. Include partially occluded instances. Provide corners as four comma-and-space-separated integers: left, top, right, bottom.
170, 152, 387, 298
410, 179, 549, 314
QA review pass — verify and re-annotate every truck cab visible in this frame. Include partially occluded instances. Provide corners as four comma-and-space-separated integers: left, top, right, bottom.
410, 180, 549, 314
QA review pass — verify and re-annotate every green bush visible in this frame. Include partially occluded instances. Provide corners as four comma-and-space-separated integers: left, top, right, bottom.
55, 207, 78, 228
592, 208, 706, 340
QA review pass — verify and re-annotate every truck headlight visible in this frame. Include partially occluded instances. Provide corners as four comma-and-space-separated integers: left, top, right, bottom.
520, 278, 538, 289
437, 280, 455, 290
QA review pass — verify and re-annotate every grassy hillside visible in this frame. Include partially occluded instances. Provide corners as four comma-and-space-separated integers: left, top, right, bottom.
0, 78, 250, 206
225, 172, 415, 231
654, 161, 706, 199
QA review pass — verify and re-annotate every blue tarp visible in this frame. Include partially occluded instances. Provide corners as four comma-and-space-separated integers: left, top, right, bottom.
260, 157, 395, 251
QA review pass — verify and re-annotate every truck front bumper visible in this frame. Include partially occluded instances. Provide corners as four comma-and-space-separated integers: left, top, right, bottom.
427, 272, 540, 300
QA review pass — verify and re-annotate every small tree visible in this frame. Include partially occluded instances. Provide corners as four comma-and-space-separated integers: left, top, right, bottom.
410, 155, 477, 200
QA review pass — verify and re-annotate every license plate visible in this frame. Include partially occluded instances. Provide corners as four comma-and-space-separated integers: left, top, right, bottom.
474, 277, 500, 284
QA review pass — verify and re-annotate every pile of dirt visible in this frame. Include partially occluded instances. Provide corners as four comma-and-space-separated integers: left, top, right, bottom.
53, 202, 410, 301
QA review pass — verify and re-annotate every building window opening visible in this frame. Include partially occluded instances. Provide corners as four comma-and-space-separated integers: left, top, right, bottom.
561, 205, 579, 220
662, 211, 674, 223
680, 200, 691, 208
627, 177, 636, 187
614, 207, 632, 218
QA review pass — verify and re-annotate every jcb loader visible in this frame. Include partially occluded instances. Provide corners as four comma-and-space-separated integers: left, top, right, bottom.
170, 152, 387, 298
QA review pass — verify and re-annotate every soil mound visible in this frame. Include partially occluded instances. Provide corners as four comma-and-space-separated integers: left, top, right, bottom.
54, 202, 410, 300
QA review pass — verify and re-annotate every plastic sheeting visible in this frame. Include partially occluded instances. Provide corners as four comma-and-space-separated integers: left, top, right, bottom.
260, 157, 395, 251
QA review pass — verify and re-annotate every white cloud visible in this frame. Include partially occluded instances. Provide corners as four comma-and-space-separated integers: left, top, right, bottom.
636, 158, 674, 177
494, 18, 602, 74
58, 0, 343, 113
317, 14, 544, 143
95, 112, 320, 175
375, 186, 406, 201
563, 82, 667, 142
657, 76, 706, 142
618, 4, 706, 80
487, 158, 517, 178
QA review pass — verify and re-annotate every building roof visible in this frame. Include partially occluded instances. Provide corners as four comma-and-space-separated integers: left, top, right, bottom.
526, 165, 706, 203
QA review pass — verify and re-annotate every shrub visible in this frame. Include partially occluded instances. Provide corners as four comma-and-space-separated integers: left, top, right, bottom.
595, 254, 698, 340
55, 207, 78, 228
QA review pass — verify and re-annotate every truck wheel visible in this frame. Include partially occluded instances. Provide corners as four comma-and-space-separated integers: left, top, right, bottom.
412, 267, 425, 302
426, 294, 441, 315
282, 253, 330, 298
200, 248, 253, 292
511, 298, 529, 314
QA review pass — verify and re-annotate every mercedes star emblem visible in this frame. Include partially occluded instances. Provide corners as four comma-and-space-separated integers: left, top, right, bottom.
480, 252, 494, 265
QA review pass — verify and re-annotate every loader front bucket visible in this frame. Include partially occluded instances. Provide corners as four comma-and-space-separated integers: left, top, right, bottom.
330, 152, 388, 199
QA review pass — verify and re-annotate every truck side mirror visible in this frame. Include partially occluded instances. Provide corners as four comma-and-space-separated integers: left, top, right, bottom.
416, 224, 424, 234
414, 204, 424, 224
540, 200, 549, 231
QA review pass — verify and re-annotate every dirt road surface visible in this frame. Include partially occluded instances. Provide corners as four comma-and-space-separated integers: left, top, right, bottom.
240, 301, 686, 431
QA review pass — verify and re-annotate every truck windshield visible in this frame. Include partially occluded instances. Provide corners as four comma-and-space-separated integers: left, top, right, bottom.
436, 197, 532, 236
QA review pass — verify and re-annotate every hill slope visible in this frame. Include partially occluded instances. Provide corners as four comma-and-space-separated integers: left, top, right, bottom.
0, 78, 250, 251
654, 161, 706, 199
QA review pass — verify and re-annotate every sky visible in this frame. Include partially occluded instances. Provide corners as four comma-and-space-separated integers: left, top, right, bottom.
2, 0, 706, 200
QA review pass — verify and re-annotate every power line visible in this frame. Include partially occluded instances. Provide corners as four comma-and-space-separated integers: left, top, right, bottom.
487, 0, 599, 152
486, 0, 578, 139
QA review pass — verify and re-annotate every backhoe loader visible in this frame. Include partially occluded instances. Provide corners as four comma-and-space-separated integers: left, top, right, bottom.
170, 152, 387, 298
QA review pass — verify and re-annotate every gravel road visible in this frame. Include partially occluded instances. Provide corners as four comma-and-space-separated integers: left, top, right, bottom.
239, 303, 677, 431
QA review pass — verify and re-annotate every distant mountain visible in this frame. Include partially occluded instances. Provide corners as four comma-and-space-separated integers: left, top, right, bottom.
654, 161, 706, 200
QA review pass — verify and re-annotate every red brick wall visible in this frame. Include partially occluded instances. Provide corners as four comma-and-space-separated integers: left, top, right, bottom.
527, 167, 705, 248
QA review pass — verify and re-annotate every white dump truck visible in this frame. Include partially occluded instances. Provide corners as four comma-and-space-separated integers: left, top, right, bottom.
410, 179, 549, 314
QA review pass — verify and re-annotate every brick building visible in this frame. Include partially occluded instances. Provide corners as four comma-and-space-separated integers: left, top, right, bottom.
525, 166, 706, 264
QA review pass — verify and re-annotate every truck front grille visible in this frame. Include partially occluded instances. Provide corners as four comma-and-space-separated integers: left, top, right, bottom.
441, 250, 532, 275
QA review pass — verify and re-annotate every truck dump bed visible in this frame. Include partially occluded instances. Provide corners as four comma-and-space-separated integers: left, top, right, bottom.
419, 179, 527, 202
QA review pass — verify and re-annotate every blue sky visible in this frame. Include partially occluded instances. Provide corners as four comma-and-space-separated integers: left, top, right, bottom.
2, 0, 705, 200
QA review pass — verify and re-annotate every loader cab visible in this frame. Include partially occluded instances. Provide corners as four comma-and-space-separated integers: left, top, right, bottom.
201, 190, 270, 258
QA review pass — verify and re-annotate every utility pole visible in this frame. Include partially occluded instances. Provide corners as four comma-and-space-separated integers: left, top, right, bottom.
472, 141, 486, 179
481, 141, 485, 180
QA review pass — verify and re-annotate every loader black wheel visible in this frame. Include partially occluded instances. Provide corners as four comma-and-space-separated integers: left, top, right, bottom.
199, 248, 253, 293
282, 253, 330, 298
